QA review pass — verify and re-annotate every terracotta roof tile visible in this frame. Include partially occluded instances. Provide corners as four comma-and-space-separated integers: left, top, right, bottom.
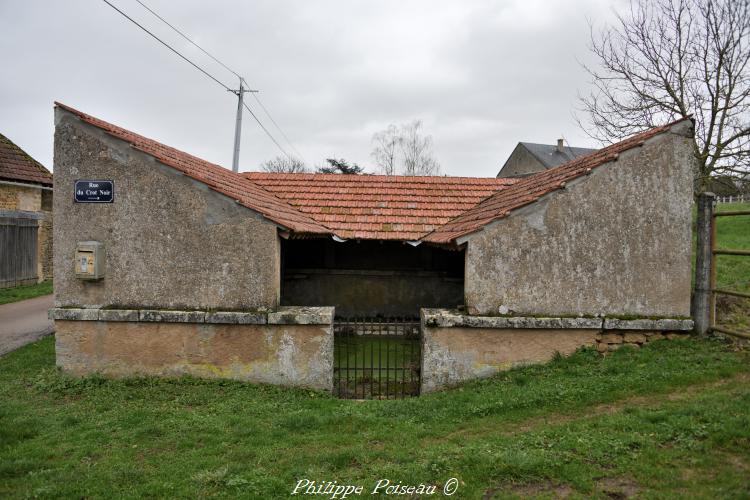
246, 172, 517, 241
422, 118, 691, 243
0, 133, 52, 186
55, 102, 328, 234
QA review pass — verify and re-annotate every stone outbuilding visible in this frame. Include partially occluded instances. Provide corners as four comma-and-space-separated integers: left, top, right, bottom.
0, 132, 53, 288
50, 102, 696, 394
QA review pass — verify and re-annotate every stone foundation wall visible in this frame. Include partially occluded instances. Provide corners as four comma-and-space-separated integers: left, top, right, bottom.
595, 330, 690, 352
51, 306, 334, 390
421, 309, 694, 393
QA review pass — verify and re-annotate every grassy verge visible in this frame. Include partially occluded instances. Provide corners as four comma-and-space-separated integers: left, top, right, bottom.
0, 280, 52, 306
1, 337, 748, 498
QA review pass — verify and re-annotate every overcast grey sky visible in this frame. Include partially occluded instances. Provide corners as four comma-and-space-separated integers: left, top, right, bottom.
0, 0, 625, 177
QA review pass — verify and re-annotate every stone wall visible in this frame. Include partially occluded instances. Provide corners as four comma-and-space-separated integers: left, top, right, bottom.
52, 306, 334, 390
420, 309, 694, 392
466, 121, 695, 317
53, 108, 281, 310
0, 183, 41, 211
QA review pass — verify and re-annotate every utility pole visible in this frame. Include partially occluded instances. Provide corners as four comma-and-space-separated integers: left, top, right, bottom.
229, 78, 257, 173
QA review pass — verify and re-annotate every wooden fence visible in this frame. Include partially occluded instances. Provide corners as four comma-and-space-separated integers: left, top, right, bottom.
0, 210, 40, 289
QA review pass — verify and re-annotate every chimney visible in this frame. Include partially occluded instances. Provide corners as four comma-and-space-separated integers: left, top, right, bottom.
556, 138, 564, 153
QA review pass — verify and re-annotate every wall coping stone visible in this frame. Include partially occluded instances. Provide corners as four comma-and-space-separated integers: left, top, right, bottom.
98, 309, 139, 322
139, 310, 206, 323
268, 306, 335, 325
603, 318, 694, 331
204, 311, 267, 324
49, 306, 334, 325
421, 309, 693, 331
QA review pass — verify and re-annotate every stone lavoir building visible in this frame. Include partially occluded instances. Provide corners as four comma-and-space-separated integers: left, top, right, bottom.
1, 132, 53, 288
50, 102, 695, 397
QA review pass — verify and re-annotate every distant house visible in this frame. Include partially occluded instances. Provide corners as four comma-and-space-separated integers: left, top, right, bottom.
497, 139, 597, 178
0, 133, 53, 288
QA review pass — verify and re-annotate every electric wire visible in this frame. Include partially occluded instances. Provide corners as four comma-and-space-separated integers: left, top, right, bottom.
242, 101, 293, 160
100, 0, 297, 162
131, 0, 306, 163
248, 87, 307, 162
133, 0, 241, 79
101, 0, 231, 91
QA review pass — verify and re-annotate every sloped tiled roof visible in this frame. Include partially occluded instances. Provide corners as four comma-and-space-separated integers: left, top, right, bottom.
423, 118, 690, 243
0, 133, 52, 186
54, 103, 688, 244
55, 102, 328, 234
246, 173, 517, 240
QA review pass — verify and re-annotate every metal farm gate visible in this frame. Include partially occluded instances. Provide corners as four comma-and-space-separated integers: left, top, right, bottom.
334, 317, 421, 399
0, 211, 39, 289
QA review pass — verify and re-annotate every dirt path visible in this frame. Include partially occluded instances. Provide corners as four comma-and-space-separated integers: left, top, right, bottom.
0, 294, 54, 356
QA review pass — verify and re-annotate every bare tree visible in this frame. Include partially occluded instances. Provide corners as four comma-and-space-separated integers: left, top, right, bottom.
578, 0, 750, 192
260, 155, 307, 173
399, 120, 441, 176
370, 120, 441, 176
371, 124, 399, 175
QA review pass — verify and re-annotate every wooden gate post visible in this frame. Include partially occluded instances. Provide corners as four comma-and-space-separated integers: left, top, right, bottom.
692, 192, 715, 336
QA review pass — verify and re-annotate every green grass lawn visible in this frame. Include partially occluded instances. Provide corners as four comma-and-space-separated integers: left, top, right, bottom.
0, 280, 52, 306
696, 202, 750, 333
714, 202, 750, 293
1, 337, 749, 498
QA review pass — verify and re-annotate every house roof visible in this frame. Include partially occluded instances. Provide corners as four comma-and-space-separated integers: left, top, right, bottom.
55, 102, 328, 234
423, 118, 690, 243
519, 142, 598, 170
245, 172, 517, 240
0, 133, 52, 186
55, 103, 688, 245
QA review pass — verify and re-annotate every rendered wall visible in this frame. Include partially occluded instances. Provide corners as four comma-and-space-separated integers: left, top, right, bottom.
422, 327, 599, 392
53, 109, 281, 310
420, 310, 694, 392
55, 318, 333, 390
466, 121, 695, 317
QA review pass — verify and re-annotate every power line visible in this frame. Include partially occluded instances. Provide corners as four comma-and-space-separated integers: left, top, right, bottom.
130, 0, 306, 163
242, 100, 294, 160
133, 0, 241, 79
248, 89, 306, 162
100, 0, 232, 91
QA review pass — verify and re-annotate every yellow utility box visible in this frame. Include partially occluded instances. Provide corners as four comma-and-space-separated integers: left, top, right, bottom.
75, 241, 105, 280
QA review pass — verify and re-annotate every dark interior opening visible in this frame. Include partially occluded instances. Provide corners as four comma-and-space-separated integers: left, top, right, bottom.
281, 238, 464, 317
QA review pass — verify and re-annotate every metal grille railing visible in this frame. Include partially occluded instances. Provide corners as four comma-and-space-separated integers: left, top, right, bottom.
333, 317, 421, 399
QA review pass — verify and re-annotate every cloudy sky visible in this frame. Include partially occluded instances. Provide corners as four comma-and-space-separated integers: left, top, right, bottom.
1, 0, 626, 177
